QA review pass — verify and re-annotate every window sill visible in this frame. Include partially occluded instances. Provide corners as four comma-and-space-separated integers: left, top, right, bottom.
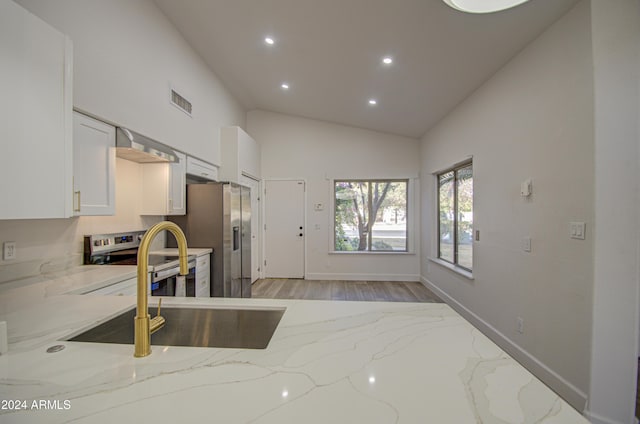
330, 250, 414, 255
428, 257, 474, 280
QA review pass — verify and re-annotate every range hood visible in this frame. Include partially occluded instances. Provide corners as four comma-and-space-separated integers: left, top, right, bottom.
115, 127, 178, 163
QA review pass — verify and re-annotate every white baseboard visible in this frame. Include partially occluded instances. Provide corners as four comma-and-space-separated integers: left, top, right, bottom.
420, 276, 589, 414
584, 410, 630, 424
305, 272, 421, 282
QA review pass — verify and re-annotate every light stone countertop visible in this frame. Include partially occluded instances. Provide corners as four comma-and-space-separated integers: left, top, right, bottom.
0, 267, 588, 423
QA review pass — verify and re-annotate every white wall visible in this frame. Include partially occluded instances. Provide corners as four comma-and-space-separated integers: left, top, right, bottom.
420, 0, 593, 410
15, 0, 246, 166
588, 0, 640, 423
247, 110, 421, 281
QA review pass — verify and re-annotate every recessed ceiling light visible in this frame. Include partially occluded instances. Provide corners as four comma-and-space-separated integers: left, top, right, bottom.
442, 0, 530, 13
368, 99, 377, 106
382, 57, 393, 65
281, 83, 289, 90
264, 37, 275, 45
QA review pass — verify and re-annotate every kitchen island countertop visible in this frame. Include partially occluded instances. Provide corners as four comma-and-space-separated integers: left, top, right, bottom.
0, 267, 588, 423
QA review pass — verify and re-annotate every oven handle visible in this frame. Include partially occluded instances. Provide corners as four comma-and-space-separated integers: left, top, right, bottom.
153, 261, 196, 282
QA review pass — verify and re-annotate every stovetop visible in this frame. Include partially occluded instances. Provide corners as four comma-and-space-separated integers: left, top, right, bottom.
83, 230, 194, 271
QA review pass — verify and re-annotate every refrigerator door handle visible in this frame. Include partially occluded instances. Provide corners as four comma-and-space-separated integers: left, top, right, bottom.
233, 226, 240, 251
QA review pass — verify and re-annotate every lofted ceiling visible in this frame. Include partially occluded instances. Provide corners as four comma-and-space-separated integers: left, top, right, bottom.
154, 0, 581, 138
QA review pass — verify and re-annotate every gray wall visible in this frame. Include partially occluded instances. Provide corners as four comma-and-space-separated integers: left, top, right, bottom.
247, 110, 421, 281
420, 0, 594, 410
589, 0, 640, 423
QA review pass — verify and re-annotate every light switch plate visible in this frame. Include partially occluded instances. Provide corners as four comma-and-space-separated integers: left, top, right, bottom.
570, 222, 586, 240
520, 179, 532, 197
522, 237, 531, 252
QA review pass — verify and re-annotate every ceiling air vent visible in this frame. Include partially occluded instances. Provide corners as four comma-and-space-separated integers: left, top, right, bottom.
170, 88, 192, 117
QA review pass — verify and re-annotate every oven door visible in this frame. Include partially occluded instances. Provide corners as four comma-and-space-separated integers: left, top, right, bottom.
151, 264, 196, 297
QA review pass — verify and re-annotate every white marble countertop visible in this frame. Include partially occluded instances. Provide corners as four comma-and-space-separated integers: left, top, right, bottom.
0, 267, 588, 423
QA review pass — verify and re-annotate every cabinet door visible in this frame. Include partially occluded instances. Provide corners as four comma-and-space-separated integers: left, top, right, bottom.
186, 156, 218, 182
73, 112, 116, 216
220, 127, 261, 183
0, 1, 73, 219
141, 151, 186, 216
195, 253, 211, 297
141, 163, 169, 215
196, 274, 210, 297
167, 151, 186, 215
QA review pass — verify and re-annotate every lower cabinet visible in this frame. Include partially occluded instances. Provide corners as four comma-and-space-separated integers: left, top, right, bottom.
195, 253, 211, 297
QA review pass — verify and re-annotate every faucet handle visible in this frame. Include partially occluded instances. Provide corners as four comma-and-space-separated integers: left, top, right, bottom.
149, 298, 166, 335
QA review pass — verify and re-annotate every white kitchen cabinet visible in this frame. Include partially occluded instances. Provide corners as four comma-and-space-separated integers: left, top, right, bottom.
186, 155, 218, 182
195, 252, 211, 297
141, 150, 186, 215
219, 127, 261, 183
0, 1, 73, 219
72, 112, 116, 216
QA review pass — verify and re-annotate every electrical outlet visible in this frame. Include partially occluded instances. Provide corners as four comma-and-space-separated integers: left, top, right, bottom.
3, 242, 16, 260
516, 317, 524, 334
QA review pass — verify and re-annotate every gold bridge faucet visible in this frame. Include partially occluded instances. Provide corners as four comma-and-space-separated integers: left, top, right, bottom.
134, 221, 189, 357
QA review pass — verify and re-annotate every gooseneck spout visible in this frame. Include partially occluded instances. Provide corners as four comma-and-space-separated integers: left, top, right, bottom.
134, 221, 189, 357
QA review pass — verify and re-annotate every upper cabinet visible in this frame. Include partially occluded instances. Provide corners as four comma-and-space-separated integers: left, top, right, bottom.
219, 127, 261, 183
186, 156, 218, 182
73, 112, 116, 216
141, 151, 186, 216
0, 1, 73, 219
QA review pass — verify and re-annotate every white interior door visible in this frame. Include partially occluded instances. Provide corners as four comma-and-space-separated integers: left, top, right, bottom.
264, 180, 305, 278
240, 175, 261, 283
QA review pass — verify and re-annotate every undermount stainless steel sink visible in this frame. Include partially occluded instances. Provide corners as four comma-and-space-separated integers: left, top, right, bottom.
67, 307, 285, 349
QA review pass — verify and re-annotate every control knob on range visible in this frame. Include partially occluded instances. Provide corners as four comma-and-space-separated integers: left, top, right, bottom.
94, 238, 111, 247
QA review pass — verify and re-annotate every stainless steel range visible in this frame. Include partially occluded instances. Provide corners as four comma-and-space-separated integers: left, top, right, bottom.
84, 230, 197, 296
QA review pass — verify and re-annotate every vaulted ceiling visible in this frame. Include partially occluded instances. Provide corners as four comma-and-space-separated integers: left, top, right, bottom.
154, 0, 581, 138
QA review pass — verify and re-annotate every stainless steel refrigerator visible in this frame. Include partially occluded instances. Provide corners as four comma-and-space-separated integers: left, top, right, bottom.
167, 182, 251, 298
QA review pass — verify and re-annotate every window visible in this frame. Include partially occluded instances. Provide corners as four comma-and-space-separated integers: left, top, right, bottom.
438, 162, 473, 271
334, 180, 408, 251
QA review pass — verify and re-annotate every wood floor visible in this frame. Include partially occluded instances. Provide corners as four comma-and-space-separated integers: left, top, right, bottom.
252, 279, 442, 303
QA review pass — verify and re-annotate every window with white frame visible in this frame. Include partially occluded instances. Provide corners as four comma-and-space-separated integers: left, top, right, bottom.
334, 180, 408, 252
438, 162, 473, 270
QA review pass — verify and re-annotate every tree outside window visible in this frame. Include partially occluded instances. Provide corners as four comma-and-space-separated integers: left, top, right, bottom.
334, 180, 408, 251
438, 162, 473, 270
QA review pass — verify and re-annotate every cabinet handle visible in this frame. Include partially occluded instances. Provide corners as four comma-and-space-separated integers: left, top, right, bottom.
74, 191, 81, 212
201, 172, 208, 177
168, 198, 173, 212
